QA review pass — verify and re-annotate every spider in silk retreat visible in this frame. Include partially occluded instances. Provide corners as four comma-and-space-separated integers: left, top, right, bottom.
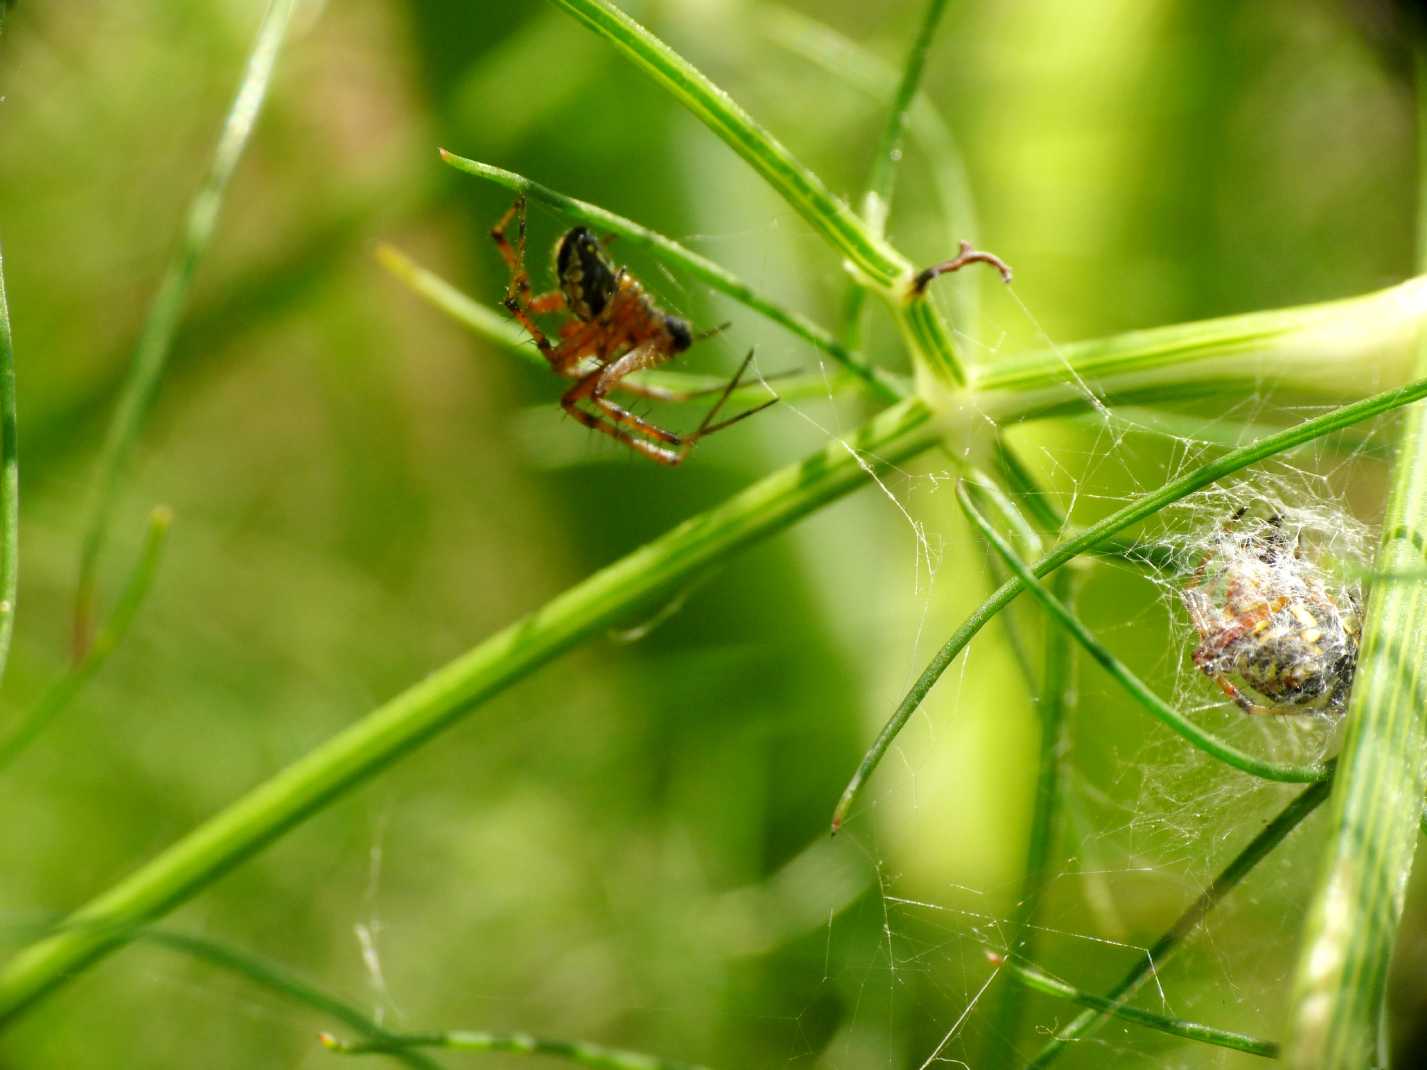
1180, 507, 1362, 716
491, 195, 777, 466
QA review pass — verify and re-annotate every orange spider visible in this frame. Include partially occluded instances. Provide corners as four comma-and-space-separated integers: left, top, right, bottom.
490, 195, 776, 466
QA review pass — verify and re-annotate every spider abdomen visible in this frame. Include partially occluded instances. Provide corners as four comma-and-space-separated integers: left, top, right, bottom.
555, 226, 619, 321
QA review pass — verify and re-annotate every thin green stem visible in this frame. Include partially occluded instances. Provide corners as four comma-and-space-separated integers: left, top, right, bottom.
0, 508, 172, 772
1284, 42, 1427, 1070
840, 0, 951, 346
436, 153, 904, 403
144, 930, 440, 1070
958, 481, 1328, 783
1028, 778, 1332, 1065
0, 398, 939, 1024
374, 244, 858, 408
72, 0, 298, 656
831, 376, 1427, 831
997, 953, 1279, 1059
982, 568, 1075, 1057
543, 0, 911, 290
322, 1029, 706, 1070
0, 246, 18, 690
761, 5, 981, 330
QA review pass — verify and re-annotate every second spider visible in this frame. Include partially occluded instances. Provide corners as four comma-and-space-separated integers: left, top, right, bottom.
491, 196, 777, 466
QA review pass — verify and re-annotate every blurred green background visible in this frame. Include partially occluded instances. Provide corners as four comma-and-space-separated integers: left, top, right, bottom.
2, 0, 1425, 1066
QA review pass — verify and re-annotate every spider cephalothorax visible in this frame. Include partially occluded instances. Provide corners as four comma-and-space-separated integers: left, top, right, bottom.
490, 196, 774, 466
1180, 507, 1362, 715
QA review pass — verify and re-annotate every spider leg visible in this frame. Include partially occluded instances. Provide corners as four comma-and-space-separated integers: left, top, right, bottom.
490, 196, 567, 365
562, 344, 689, 464
527, 290, 567, 315
561, 399, 685, 466
489, 196, 528, 284
562, 347, 777, 466
1192, 645, 1262, 714
613, 365, 800, 403
685, 348, 779, 440
693, 321, 733, 344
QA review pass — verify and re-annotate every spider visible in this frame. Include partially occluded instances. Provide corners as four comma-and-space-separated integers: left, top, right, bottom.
1180, 507, 1362, 716
490, 195, 777, 466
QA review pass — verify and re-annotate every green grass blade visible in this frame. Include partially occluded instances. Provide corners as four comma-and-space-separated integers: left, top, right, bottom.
436, 154, 904, 402
72, 0, 299, 655
996, 953, 1279, 1059
839, 0, 951, 345
321, 1029, 706, 1070
1028, 778, 1332, 1065
860, 0, 949, 236
0, 508, 172, 772
762, 6, 981, 333
0, 397, 939, 1023
543, 0, 912, 292
1283, 43, 1427, 1070
832, 376, 1427, 831
144, 931, 440, 1070
0, 246, 18, 689
958, 481, 1327, 783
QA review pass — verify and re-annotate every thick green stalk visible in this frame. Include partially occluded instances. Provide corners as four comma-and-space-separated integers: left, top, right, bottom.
1283, 45, 1427, 1069
0, 398, 938, 1024
958, 482, 1328, 783
998, 954, 1279, 1059
0, 508, 171, 772
1028, 778, 1333, 1065
833, 377, 1427, 830
322, 1030, 706, 1070
73, 0, 298, 654
0, 246, 18, 689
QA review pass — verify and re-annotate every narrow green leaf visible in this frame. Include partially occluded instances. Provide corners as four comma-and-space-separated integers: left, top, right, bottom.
144, 930, 440, 1070
73, 0, 299, 655
0, 508, 172, 772
322, 1028, 707, 1070
840, 0, 952, 346
998, 953, 1279, 1058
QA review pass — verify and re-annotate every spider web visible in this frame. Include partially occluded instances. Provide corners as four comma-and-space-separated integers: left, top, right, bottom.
332, 62, 1406, 1070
